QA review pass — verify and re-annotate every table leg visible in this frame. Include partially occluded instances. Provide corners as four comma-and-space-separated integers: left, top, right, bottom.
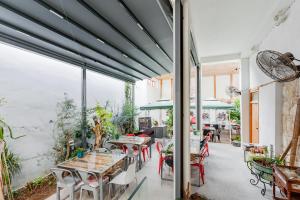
138, 145, 142, 170
99, 176, 103, 200
149, 141, 152, 158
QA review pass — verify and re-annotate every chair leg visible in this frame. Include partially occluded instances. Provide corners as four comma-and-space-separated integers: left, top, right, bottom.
108, 183, 111, 200
56, 187, 60, 200
142, 150, 146, 162
79, 188, 83, 200
93, 188, 99, 200
69, 186, 74, 200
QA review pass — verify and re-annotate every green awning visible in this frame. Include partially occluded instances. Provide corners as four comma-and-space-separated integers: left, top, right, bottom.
140, 99, 234, 110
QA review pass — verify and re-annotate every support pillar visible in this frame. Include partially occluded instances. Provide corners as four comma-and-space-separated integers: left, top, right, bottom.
81, 66, 87, 148
196, 65, 201, 130
174, 0, 191, 199
132, 82, 135, 131
240, 58, 250, 144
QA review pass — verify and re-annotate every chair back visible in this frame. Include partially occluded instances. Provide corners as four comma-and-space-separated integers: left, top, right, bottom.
50, 168, 75, 186
155, 141, 163, 154
76, 169, 98, 186
127, 133, 135, 136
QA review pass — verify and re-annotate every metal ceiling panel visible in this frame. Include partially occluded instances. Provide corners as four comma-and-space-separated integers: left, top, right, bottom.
0, 0, 174, 82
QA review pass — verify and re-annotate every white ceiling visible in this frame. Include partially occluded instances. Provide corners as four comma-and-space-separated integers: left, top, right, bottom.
190, 0, 290, 61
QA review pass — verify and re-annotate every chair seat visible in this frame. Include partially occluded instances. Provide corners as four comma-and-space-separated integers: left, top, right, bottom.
110, 172, 135, 185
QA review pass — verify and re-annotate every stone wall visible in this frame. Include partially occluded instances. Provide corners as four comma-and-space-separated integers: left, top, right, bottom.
281, 79, 300, 165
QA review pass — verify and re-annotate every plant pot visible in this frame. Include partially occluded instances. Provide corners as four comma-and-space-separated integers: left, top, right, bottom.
77, 151, 84, 158
114, 134, 120, 140
232, 140, 241, 147
252, 160, 273, 182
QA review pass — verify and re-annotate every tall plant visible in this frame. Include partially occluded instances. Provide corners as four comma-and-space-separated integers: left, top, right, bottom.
0, 98, 23, 200
229, 99, 240, 124
52, 94, 78, 163
94, 103, 114, 136
113, 83, 138, 134
166, 108, 173, 137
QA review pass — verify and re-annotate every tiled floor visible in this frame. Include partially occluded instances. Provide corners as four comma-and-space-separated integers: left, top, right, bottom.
47, 141, 278, 200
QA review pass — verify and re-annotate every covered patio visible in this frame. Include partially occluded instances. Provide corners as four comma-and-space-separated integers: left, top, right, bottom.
1, 0, 300, 200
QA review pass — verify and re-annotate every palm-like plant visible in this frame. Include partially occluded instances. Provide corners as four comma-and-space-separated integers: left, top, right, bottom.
0, 119, 23, 200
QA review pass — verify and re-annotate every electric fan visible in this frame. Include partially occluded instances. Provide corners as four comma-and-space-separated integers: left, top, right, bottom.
256, 50, 300, 82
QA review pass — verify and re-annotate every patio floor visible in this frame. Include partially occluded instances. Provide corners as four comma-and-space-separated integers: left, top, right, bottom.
46, 141, 277, 200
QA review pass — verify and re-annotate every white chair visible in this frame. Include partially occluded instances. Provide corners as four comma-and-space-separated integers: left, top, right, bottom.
77, 170, 100, 200
108, 160, 137, 199
50, 168, 81, 200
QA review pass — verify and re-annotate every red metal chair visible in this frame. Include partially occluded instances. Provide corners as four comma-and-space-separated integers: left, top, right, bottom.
191, 146, 206, 185
155, 141, 165, 174
125, 133, 148, 162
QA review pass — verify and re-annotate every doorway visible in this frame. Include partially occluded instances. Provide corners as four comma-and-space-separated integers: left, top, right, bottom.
250, 90, 259, 143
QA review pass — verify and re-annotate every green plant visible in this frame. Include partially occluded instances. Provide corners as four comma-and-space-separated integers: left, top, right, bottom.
95, 104, 115, 135
113, 83, 138, 134
232, 135, 241, 142
166, 108, 173, 137
229, 99, 240, 124
52, 94, 79, 163
0, 98, 23, 200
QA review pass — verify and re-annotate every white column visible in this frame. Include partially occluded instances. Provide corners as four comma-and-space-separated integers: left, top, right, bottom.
173, 0, 191, 198
240, 58, 250, 144
182, 0, 191, 196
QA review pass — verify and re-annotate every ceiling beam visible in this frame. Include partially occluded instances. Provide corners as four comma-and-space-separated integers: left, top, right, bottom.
0, 1, 143, 80
34, 0, 159, 77
0, 32, 135, 83
119, 0, 173, 62
0, 18, 141, 81
77, 0, 170, 73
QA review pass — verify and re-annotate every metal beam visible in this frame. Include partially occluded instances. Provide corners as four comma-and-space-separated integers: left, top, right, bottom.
81, 66, 87, 148
77, 0, 170, 73
34, 0, 158, 78
0, 1, 143, 80
118, 0, 173, 62
173, 0, 183, 198
0, 29, 135, 83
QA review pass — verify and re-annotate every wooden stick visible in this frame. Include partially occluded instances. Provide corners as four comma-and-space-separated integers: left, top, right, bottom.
290, 99, 300, 166
280, 141, 292, 161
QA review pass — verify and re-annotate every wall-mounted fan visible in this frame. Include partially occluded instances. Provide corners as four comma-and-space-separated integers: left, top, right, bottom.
256, 50, 300, 166
226, 86, 241, 97
256, 50, 300, 82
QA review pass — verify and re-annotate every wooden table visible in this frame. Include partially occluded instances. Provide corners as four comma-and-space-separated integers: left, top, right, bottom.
109, 136, 151, 170
273, 165, 300, 200
58, 152, 126, 200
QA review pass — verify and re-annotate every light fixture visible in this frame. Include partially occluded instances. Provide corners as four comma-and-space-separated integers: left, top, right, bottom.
122, 53, 128, 58
49, 9, 64, 19
96, 38, 105, 44
137, 23, 144, 30
155, 43, 160, 49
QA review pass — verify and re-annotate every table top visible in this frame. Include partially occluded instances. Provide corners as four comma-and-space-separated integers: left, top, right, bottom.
57, 152, 126, 175
109, 136, 151, 145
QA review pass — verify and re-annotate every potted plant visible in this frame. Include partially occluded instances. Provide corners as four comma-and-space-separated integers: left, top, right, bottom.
75, 147, 84, 158
232, 135, 241, 147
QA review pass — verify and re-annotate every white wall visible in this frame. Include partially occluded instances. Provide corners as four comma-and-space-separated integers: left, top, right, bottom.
0, 43, 124, 189
258, 83, 282, 153
247, 0, 300, 153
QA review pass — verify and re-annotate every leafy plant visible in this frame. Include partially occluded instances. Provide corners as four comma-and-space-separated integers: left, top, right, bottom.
113, 83, 138, 134
166, 108, 173, 137
0, 98, 23, 200
229, 99, 240, 124
95, 104, 114, 135
52, 94, 79, 163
